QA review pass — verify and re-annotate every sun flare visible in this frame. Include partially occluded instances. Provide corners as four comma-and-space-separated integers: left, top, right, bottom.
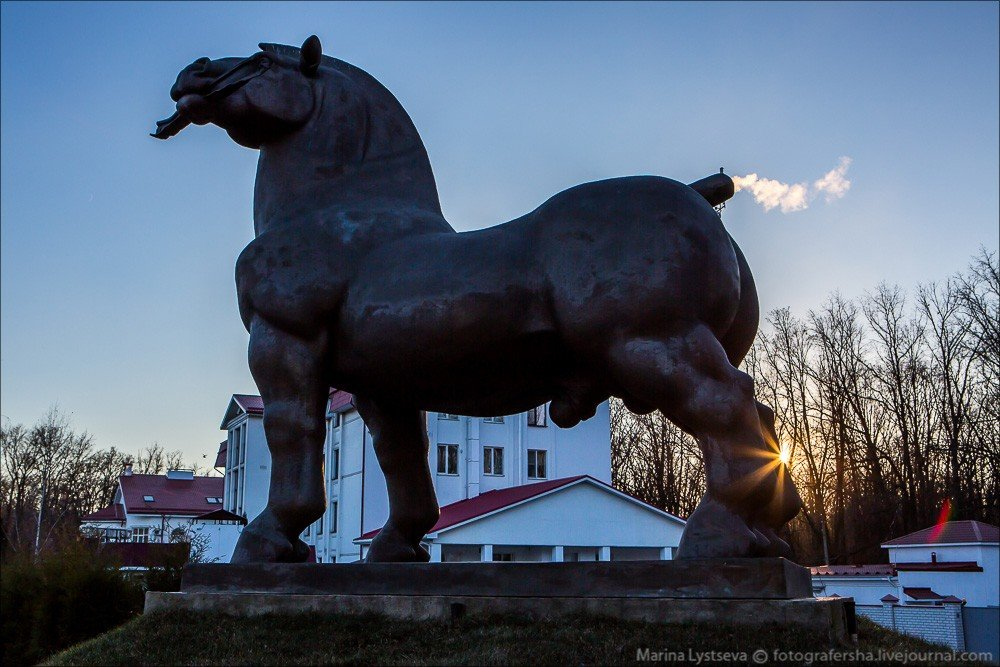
778, 445, 792, 466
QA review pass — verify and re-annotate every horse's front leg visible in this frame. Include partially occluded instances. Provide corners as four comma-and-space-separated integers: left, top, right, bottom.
354, 397, 440, 562
231, 315, 329, 564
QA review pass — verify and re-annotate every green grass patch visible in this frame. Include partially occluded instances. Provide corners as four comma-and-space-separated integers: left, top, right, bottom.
46, 611, 973, 666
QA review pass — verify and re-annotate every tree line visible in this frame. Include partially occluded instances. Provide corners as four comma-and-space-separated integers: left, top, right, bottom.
0, 408, 205, 557
613, 248, 998, 564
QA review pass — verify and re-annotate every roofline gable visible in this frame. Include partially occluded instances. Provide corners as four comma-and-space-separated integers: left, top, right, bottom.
355, 475, 685, 543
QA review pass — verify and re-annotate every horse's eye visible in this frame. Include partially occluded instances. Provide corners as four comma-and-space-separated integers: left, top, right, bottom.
259, 57, 271, 68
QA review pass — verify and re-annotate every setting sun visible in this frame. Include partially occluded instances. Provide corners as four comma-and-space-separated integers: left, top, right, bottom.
779, 445, 792, 466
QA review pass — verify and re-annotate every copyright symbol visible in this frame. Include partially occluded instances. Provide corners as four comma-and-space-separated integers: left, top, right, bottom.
753, 649, 769, 664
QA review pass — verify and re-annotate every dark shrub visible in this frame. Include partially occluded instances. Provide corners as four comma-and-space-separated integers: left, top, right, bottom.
1, 540, 144, 666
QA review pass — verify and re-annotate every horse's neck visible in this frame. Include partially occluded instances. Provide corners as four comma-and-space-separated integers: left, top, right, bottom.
253, 83, 448, 240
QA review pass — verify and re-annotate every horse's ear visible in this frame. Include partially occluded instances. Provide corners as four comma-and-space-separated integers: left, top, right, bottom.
300, 35, 322, 77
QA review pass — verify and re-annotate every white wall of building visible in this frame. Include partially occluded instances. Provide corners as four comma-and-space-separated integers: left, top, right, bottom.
812, 577, 899, 606
431, 481, 683, 552
223, 398, 615, 564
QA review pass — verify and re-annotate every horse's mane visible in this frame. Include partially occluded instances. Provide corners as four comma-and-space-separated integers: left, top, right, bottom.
259, 43, 376, 87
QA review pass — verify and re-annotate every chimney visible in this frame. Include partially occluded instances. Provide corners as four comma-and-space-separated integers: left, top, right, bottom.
166, 469, 194, 481
124, 462, 133, 476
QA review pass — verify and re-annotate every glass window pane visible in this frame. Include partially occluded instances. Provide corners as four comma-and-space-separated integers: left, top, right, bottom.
448, 445, 458, 475
495, 448, 503, 475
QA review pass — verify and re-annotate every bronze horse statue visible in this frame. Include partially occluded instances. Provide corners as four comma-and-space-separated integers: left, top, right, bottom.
154, 36, 802, 563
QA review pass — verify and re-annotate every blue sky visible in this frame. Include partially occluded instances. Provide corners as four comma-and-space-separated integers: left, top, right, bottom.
2, 1, 997, 465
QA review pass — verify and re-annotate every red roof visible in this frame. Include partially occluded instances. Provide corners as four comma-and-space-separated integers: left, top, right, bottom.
81, 503, 126, 523
811, 564, 896, 577
234, 394, 264, 415
361, 476, 590, 539
329, 389, 354, 412
904, 587, 944, 601
883, 520, 999, 546
214, 441, 227, 468
119, 473, 224, 516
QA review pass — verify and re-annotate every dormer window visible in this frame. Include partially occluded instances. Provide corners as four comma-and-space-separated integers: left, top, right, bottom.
143, 495, 155, 502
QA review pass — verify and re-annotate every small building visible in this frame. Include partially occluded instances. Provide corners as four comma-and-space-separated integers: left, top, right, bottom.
813, 520, 999, 656
81, 467, 241, 565
219, 390, 685, 564
356, 475, 685, 562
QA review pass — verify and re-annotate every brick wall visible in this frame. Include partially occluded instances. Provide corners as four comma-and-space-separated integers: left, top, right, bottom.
858, 603, 965, 651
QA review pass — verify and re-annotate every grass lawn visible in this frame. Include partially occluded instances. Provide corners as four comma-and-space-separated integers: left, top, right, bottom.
46, 611, 975, 666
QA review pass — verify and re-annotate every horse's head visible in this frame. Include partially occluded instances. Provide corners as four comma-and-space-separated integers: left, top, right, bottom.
152, 36, 324, 148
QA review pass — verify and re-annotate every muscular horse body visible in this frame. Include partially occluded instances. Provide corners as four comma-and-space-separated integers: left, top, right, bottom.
155, 36, 802, 564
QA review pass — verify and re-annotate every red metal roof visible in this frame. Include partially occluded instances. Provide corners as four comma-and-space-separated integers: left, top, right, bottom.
329, 389, 354, 412
883, 520, 999, 546
214, 441, 227, 468
904, 587, 944, 601
233, 394, 264, 415
81, 503, 126, 523
361, 476, 589, 539
119, 473, 224, 516
811, 564, 896, 577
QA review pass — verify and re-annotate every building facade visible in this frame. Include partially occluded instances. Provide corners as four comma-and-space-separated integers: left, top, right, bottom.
81, 467, 242, 565
219, 390, 685, 564
812, 521, 999, 657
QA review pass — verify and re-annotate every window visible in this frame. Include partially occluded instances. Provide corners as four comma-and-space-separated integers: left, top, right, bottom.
493, 552, 513, 562
317, 513, 324, 535
527, 449, 547, 479
206, 496, 222, 504
142, 495, 155, 502
483, 447, 504, 476
527, 405, 547, 427
331, 448, 340, 480
438, 413, 459, 420
131, 527, 150, 543
305, 523, 311, 538
330, 501, 338, 534
483, 416, 504, 424
329, 412, 340, 428
437, 444, 459, 475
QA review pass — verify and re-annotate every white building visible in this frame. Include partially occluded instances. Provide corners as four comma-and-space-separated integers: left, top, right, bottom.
812, 520, 999, 656
81, 467, 242, 566
219, 391, 685, 564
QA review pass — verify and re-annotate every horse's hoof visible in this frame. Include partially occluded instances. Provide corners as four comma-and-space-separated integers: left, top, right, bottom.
676, 494, 755, 559
230, 511, 296, 564
365, 526, 430, 563
749, 526, 794, 558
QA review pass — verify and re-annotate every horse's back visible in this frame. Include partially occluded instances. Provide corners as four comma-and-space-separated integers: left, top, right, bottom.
529, 176, 743, 346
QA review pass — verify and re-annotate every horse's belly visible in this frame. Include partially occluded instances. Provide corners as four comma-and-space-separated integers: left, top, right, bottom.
333, 259, 564, 412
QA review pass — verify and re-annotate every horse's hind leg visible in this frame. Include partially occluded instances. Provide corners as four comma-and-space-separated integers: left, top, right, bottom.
354, 397, 440, 562
231, 316, 328, 564
607, 324, 798, 558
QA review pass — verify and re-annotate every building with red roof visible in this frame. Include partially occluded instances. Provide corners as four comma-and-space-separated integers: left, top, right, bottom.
80, 467, 238, 564
220, 391, 686, 565
812, 520, 999, 655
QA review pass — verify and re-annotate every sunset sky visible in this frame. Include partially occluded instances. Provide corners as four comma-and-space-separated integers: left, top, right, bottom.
2, 2, 997, 465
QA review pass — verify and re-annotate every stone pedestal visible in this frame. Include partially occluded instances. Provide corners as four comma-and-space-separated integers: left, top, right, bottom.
145, 558, 855, 645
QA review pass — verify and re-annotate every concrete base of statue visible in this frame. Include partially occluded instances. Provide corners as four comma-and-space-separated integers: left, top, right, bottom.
145, 558, 856, 645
